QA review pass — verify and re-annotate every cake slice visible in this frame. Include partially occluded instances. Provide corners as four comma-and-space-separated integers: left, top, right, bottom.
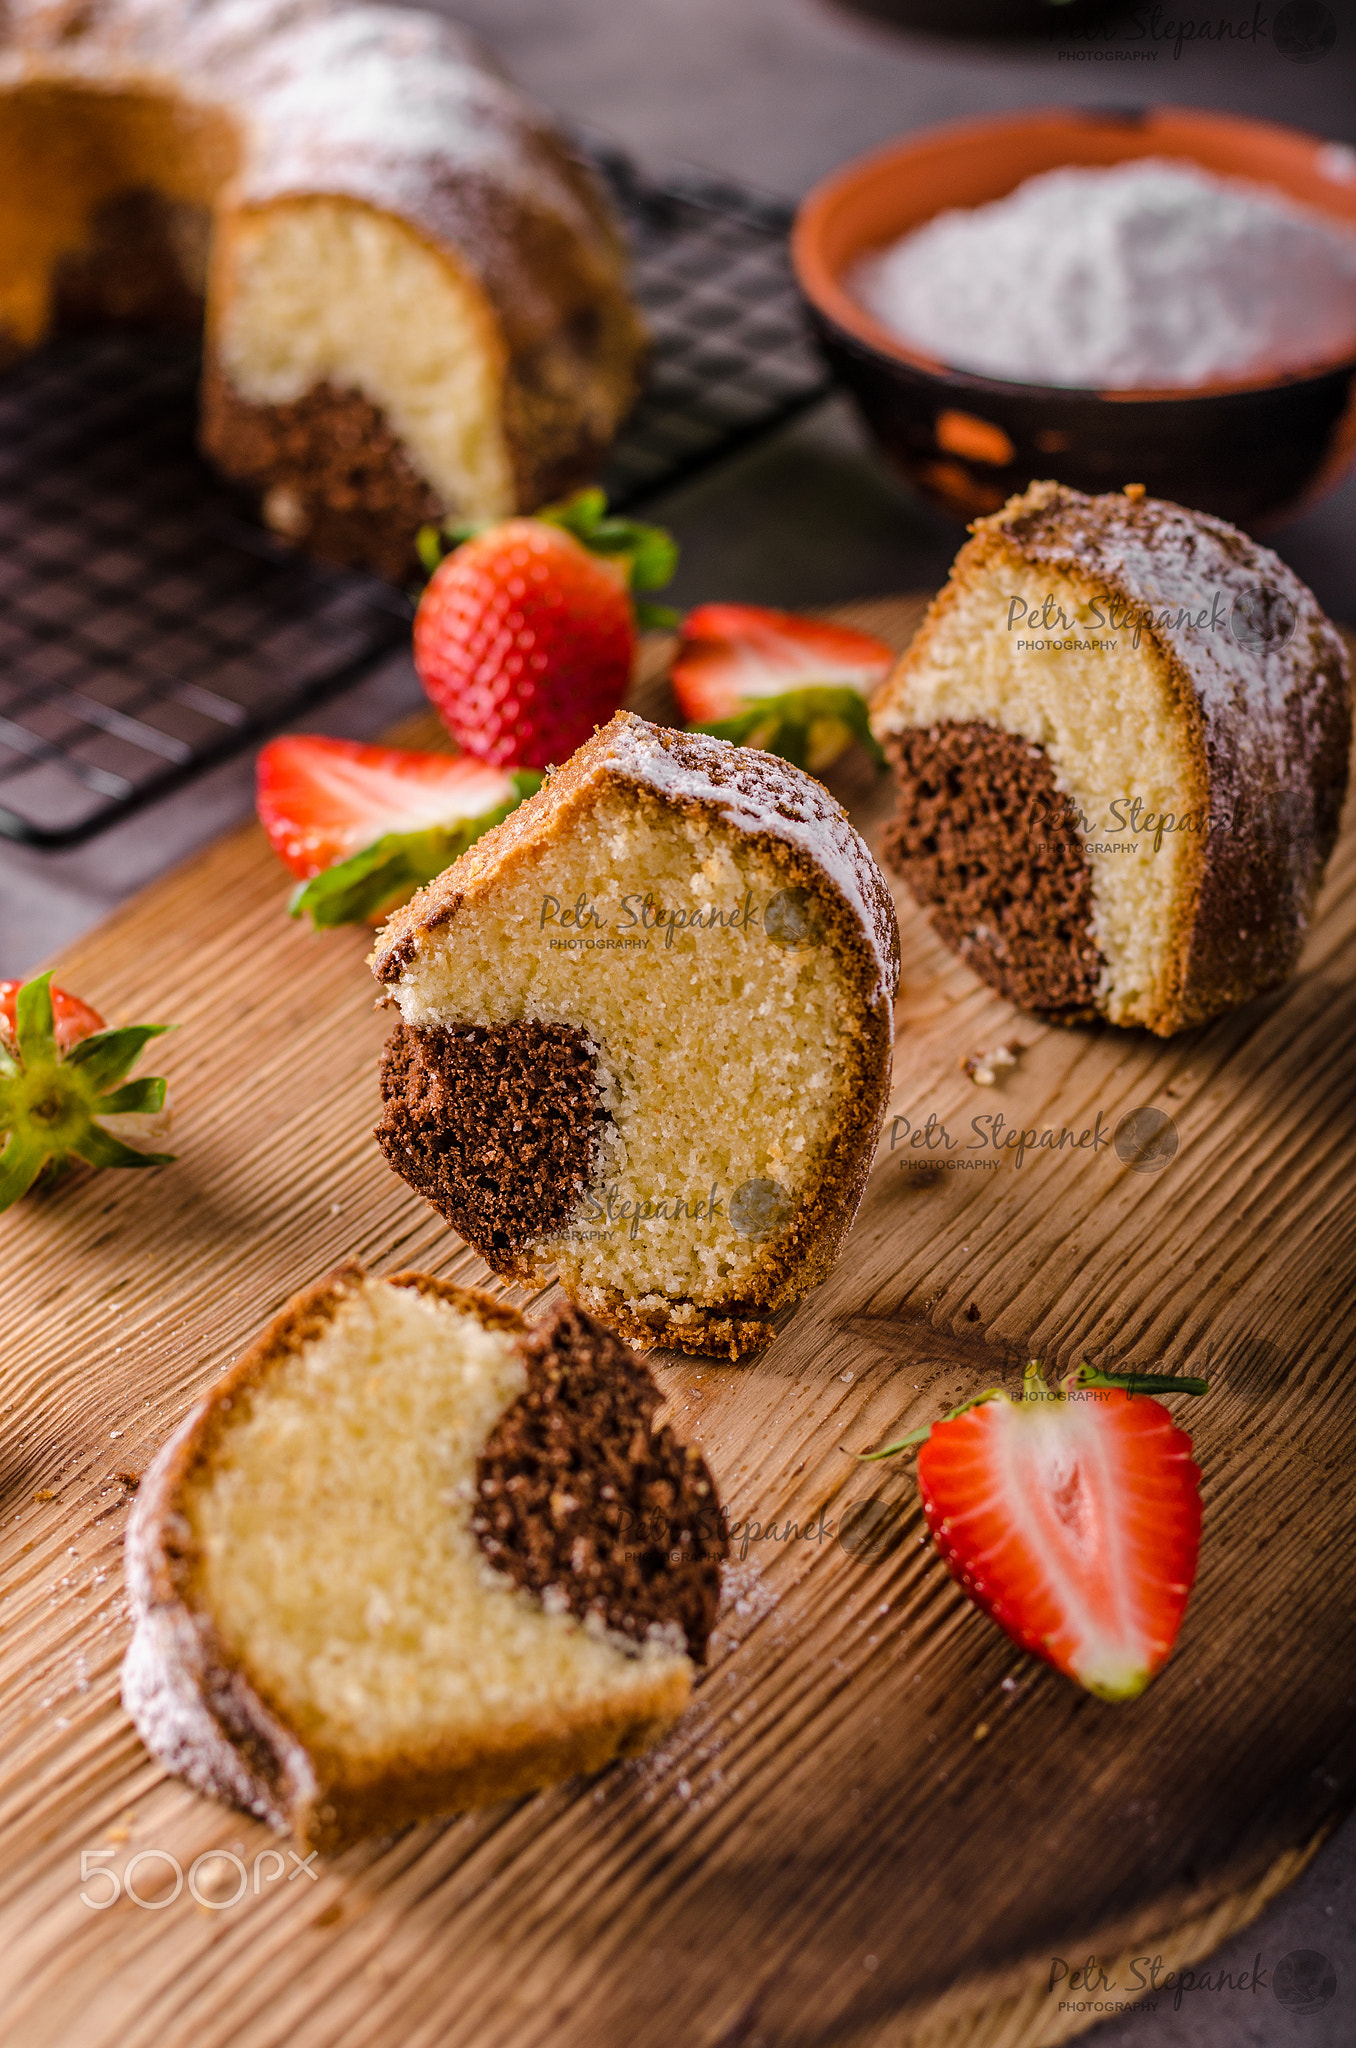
122, 1265, 724, 1853
370, 712, 901, 1360
871, 482, 1350, 1036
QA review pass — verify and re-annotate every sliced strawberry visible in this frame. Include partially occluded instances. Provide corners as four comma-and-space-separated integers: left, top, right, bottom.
255, 736, 540, 928
864, 1360, 1206, 1701
413, 489, 678, 771
671, 605, 895, 771
0, 971, 173, 1213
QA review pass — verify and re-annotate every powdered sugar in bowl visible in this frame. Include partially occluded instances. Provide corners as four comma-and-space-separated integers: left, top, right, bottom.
792, 108, 1356, 530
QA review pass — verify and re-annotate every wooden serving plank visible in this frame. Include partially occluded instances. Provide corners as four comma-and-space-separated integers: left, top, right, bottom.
1, 600, 1354, 2048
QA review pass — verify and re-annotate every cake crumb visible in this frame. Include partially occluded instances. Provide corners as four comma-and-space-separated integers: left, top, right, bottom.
962, 1041, 1023, 1086
33, 1489, 55, 1503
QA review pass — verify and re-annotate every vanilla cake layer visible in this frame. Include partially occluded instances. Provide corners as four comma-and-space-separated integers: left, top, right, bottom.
373, 715, 900, 1358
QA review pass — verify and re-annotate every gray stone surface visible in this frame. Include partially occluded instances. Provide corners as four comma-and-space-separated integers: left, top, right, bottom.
0, 8, 1352, 2037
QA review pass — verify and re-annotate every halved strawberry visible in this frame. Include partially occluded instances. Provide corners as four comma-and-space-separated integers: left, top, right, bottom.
0, 971, 173, 1213
255, 736, 541, 928
863, 1360, 1206, 1701
671, 605, 895, 772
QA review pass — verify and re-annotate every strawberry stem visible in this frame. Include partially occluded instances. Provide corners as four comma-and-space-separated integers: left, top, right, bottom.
857, 1352, 1208, 1462
1068, 1360, 1209, 1397
858, 1387, 1004, 1460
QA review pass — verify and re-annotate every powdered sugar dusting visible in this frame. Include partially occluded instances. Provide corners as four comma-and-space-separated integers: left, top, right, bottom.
601, 716, 901, 1009
2, 0, 606, 249
852, 159, 1356, 390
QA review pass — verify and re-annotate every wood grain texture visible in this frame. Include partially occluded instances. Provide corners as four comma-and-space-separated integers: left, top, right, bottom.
1, 602, 1353, 2048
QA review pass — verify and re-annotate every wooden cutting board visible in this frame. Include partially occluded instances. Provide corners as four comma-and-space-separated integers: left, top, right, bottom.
2, 598, 1354, 2048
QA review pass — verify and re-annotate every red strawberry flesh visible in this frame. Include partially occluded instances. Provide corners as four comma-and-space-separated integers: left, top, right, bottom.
413, 519, 634, 770
671, 604, 895, 725
0, 979, 103, 1052
255, 736, 518, 880
916, 1380, 1201, 1701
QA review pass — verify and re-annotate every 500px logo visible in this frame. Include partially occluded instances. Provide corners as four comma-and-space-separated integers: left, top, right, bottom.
79, 1844, 318, 1910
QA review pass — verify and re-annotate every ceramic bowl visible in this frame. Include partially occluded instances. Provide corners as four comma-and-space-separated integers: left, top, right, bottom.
792, 106, 1356, 529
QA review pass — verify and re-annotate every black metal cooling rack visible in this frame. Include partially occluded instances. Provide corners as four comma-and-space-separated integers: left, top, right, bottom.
0, 149, 830, 848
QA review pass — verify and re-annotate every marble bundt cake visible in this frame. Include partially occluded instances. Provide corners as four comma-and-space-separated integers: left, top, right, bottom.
872, 482, 1350, 1036
371, 712, 901, 1360
0, 0, 644, 578
123, 1264, 725, 1853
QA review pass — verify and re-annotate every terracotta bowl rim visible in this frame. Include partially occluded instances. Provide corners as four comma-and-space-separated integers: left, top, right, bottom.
792, 104, 1356, 404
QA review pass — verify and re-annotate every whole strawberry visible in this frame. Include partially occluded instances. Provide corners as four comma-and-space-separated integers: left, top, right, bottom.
413, 490, 677, 770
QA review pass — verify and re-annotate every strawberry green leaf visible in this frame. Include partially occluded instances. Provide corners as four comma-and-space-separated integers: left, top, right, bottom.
540, 486, 608, 542
538, 491, 679, 605
71, 1123, 170, 1171
690, 686, 887, 772
635, 599, 680, 632
415, 524, 446, 578
15, 971, 57, 1064
65, 1023, 172, 1092
97, 1076, 168, 1117
0, 1128, 49, 1211
290, 774, 543, 929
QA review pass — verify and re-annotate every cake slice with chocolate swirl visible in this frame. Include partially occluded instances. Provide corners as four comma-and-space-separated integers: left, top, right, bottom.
122, 1265, 724, 1854
370, 711, 900, 1361
872, 481, 1349, 1036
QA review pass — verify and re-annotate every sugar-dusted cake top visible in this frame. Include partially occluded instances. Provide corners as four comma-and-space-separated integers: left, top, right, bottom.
372, 712, 902, 1009
597, 714, 900, 1004
977, 482, 1346, 766
0, 0, 620, 275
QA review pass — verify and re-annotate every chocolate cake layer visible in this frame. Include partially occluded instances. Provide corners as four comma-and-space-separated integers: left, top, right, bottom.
200, 366, 441, 582
883, 720, 1103, 1019
473, 1305, 725, 1661
375, 1018, 604, 1258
